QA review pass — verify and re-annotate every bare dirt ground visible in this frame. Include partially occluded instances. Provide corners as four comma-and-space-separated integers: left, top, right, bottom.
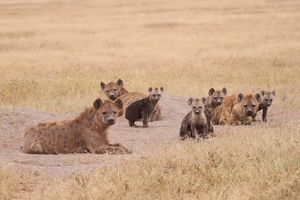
0, 95, 299, 178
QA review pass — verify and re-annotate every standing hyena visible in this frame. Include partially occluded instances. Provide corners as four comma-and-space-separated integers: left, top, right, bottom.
125, 87, 164, 128
252, 90, 276, 122
179, 97, 208, 140
100, 79, 161, 121
101, 79, 128, 101
23, 98, 132, 154
204, 87, 227, 133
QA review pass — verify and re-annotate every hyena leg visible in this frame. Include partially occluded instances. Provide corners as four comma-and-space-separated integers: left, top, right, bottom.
74, 146, 89, 153
262, 107, 268, 122
94, 145, 126, 154
142, 113, 149, 128
149, 109, 156, 122
110, 143, 133, 154
252, 112, 257, 121
190, 125, 199, 139
129, 120, 138, 128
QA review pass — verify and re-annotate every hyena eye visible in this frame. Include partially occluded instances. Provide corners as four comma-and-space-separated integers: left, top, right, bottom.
113, 111, 117, 114
270, 99, 273, 101
152, 94, 155, 97
221, 97, 223, 99
265, 99, 268, 101
214, 97, 217, 99
102, 112, 106, 115
193, 106, 196, 109
199, 106, 202, 109
114, 89, 117, 91
158, 94, 160, 96
252, 105, 255, 107
244, 105, 247, 108
106, 91, 109, 93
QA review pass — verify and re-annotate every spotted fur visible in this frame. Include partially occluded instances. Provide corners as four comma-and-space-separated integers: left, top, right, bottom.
179, 98, 208, 140
23, 98, 132, 154
125, 87, 164, 128
212, 93, 262, 125
204, 87, 227, 133
252, 90, 276, 122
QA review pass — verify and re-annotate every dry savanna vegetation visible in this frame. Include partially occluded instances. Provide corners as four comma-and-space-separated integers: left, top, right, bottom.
0, 0, 300, 199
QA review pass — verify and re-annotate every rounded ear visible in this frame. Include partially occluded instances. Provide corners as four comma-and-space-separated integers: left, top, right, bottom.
222, 87, 227, 96
114, 98, 123, 110
260, 90, 265, 96
100, 82, 106, 91
272, 90, 276, 96
254, 93, 262, 104
208, 88, 215, 96
236, 93, 245, 103
148, 87, 153, 94
160, 86, 164, 93
116, 79, 124, 87
188, 98, 194, 105
93, 98, 103, 110
201, 97, 207, 104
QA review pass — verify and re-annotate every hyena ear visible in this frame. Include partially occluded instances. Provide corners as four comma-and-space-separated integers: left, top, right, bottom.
160, 86, 164, 93
236, 93, 245, 103
93, 98, 103, 110
208, 88, 215, 96
100, 82, 106, 91
114, 98, 123, 110
201, 97, 207, 104
272, 90, 276, 96
260, 90, 265, 96
148, 87, 153, 94
222, 87, 227, 96
254, 93, 263, 104
188, 98, 194, 105
116, 79, 124, 87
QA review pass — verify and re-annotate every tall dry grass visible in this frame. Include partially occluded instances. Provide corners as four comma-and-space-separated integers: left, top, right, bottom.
1, 0, 300, 199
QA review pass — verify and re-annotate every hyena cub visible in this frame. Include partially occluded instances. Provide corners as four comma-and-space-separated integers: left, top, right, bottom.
252, 90, 276, 122
204, 87, 227, 133
125, 87, 164, 128
179, 97, 208, 140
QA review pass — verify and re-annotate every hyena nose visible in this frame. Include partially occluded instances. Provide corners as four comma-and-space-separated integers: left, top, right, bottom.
107, 118, 115, 124
195, 110, 200, 114
267, 103, 271, 106
246, 110, 253, 116
109, 94, 116, 100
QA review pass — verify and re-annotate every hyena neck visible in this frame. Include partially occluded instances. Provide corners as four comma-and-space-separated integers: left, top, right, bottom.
148, 96, 159, 108
191, 112, 206, 125
91, 113, 111, 133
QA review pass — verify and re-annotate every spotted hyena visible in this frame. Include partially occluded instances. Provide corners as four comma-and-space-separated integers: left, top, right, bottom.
252, 90, 275, 122
23, 98, 132, 154
101, 79, 128, 101
212, 92, 262, 125
179, 97, 208, 140
125, 87, 164, 128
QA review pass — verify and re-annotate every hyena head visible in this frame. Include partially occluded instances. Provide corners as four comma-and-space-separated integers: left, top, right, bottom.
188, 97, 206, 115
93, 97, 123, 125
208, 87, 227, 106
148, 87, 164, 102
100, 79, 124, 101
236, 93, 262, 116
260, 90, 276, 107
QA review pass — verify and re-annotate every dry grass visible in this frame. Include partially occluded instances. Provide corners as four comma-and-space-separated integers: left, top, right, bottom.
1, 0, 300, 199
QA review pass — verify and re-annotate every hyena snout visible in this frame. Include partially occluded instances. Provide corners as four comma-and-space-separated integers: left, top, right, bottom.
106, 117, 116, 125
109, 93, 116, 100
193, 108, 202, 115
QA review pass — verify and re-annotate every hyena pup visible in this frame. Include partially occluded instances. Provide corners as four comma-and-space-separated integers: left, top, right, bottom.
252, 90, 276, 122
125, 87, 164, 128
204, 87, 227, 133
179, 97, 208, 140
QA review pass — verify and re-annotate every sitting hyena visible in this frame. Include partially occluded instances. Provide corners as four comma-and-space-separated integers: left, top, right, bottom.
101, 79, 128, 101
204, 87, 227, 133
101, 79, 161, 121
23, 98, 132, 154
125, 87, 164, 128
179, 97, 208, 140
252, 90, 276, 122
212, 92, 262, 125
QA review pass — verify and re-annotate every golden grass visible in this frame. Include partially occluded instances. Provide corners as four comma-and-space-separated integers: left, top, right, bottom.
1, 0, 300, 199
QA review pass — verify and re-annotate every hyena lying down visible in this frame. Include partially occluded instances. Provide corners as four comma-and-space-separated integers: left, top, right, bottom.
23, 98, 132, 154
